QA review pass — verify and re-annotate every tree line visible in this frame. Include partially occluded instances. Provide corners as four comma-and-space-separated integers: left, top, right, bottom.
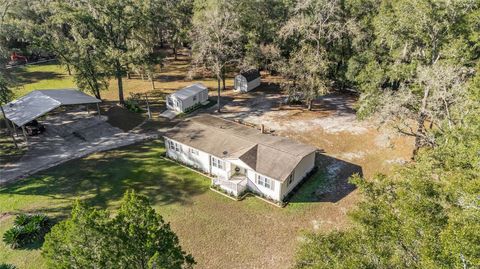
0, 0, 479, 268
1, 0, 478, 152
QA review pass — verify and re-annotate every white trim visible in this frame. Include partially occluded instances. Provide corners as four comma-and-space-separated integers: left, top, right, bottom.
256, 173, 274, 190
211, 156, 225, 170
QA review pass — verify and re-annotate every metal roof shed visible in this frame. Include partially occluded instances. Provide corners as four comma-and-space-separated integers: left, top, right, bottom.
166, 83, 209, 112
234, 69, 261, 93
2, 89, 101, 127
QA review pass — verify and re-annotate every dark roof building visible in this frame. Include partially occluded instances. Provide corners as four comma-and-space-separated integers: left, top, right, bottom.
239, 69, 261, 82
164, 115, 317, 182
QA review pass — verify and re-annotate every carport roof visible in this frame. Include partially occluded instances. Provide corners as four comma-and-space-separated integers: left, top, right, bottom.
2, 89, 101, 126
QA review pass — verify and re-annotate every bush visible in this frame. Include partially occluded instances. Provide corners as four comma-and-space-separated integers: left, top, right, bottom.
0, 264, 17, 269
2, 214, 50, 249
124, 100, 144, 113
125, 93, 145, 113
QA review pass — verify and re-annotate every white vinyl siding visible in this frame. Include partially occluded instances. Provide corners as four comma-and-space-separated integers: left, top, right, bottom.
164, 137, 211, 174
234, 75, 261, 92
281, 152, 316, 200
166, 84, 208, 112
190, 148, 199, 155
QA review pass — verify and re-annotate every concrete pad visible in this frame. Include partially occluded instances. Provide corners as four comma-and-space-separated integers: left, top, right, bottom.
160, 109, 179, 120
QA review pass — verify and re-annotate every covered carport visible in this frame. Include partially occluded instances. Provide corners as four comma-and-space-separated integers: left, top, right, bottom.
1, 89, 101, 144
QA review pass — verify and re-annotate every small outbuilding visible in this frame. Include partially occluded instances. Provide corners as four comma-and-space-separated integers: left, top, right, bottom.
234, 69, 261, 93
166, 83, 209, 113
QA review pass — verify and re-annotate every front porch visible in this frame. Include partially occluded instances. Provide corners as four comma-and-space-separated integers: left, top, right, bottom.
211, 175, 248, 198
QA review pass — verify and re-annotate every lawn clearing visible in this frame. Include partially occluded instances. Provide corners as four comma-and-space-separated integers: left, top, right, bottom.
8, 53, 234, 101
0, 140, 354, 269
0, 132, 25, 169
9, 63, 76, 98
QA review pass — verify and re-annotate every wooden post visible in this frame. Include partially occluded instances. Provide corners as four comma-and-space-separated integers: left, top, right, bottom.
12, 121, 18, 137
21, 125, 28, 145
1, 106, 18, 148
86, 104, 90, 114
96, 103, 101, 118
260, 124, 265, 134
145, 93, 152, 119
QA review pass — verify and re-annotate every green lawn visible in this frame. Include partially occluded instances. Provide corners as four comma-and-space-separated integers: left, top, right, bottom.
0, 140, 345, 269
10, 63, 75, 98
7, 53, 234, 101
0, 133, 25, 169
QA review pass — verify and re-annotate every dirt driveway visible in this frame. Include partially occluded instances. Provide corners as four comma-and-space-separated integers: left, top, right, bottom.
214, 85, 413, 201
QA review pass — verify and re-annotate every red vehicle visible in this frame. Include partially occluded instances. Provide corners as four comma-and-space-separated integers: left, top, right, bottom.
9, 51, 28, 65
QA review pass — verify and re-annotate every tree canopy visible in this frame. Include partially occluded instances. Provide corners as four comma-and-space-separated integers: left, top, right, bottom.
42, 190, 195, 269
1, 1, 479, 267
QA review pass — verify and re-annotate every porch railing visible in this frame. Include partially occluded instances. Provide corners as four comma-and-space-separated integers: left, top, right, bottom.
211, 176, 248, 197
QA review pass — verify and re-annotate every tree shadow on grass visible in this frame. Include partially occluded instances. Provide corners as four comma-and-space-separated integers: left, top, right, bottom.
10, 63, 65, 86
0, 141, 209, 218
288, 152, 362, 204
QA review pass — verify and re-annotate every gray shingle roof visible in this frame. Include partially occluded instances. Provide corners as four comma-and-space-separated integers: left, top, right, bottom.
164, 115, 317, 181
239, 69, 261, 82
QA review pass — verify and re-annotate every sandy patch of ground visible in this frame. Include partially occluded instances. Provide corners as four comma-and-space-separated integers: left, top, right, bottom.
217, 87, 413, 180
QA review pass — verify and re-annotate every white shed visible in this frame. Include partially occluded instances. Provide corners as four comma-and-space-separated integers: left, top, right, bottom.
234, 69, 261, 93
166, 83, 209, 112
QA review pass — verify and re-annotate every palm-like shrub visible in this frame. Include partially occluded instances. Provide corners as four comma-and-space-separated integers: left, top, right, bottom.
2, 214, 50, 249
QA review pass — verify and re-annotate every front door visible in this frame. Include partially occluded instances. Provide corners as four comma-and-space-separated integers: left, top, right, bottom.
233, 165, 247, 176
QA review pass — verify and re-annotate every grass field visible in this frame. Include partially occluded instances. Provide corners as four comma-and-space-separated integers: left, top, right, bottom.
0, 140, 349, 269
0, 133, 25, 169
9, 54, 234, 101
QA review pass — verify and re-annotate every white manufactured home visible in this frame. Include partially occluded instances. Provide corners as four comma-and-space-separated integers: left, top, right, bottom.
166, 83, 209, 112
234, 69, 261, 93
164, 115, 317, 202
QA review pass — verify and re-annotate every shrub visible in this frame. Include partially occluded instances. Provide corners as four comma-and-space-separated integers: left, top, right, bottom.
124, 100, 144, 113
0, 264, 17, 269
125, 93, 145, 113
2, 214, 50, 249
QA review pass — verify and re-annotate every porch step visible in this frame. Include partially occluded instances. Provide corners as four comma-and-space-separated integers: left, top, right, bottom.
159, 109, 179, 120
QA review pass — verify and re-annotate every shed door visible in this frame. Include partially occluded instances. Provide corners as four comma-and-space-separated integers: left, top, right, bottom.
175, 99, 182, 110
235, 76, 244, 91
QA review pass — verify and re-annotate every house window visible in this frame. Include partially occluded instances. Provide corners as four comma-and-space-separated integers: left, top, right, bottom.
193, 94, 197, 102
190, 148, 199, 155
168, 140, 181, 152
168, 140, 175, 150
257, 174, 273, 190
211, 156, 224, 170
287, 172, 294, 186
